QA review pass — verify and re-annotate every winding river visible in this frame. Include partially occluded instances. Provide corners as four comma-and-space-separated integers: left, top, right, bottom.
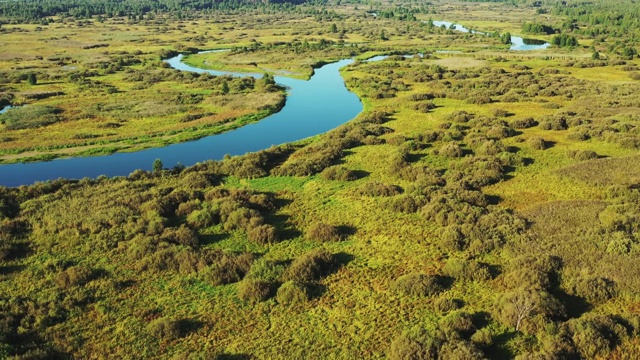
0, 24, 549, 187
432, 21, 550, 51
0, 57, 362, 187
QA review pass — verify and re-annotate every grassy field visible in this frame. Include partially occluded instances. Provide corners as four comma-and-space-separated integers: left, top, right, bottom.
2, 0, 640, 359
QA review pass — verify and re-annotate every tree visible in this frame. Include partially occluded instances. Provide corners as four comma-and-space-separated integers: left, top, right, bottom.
501, 32, 512, 45
27, 73, 37, 85
592, 51, 600, 60
498, 289, 539, 331
221, 81, 229, 94
153, 158, 163, 173
330, 23, 337, 33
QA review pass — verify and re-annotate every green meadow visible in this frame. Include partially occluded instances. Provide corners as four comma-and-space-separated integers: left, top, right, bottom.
2, 0, 640, 358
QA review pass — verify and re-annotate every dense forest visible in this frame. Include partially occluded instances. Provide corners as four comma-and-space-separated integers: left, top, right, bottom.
1, 0, 640, 358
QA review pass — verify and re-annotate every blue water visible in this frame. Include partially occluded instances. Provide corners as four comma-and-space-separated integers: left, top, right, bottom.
0, 57, 362, 187
431, 21, 550, 51
0, 105, 16, 114
0, 32, 550, 187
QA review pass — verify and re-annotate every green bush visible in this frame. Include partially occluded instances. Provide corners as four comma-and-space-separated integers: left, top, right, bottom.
567, 149, 598, 161
55, 266, 94, 288
284, 248, 335, 283
247, 224, 278, 245
320, 166, 358, 181
434, 297, 463, 313
201, 252, 254, 286
237, 279, 274, 304
356, 182, 403, 197
528, 136, 547, 150
276, 281, 309, 307
0, 105, 62, 130
438, 143, 464, 158
440, 311, 476, 339
393, 274, 444, 297
389, 326, 441, 360
571, 277, 616, 304
305, 222, 344, 242
443, 259, 492, 282
148, 317, 183, 342
512, 117, 537, 129
438, 340, 484, 359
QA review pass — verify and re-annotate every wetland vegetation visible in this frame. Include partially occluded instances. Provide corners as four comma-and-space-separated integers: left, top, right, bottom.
1, 0, 640, 358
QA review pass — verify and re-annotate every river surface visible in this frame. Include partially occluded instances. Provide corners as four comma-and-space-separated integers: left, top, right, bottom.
0, 57, 361, 187
1, 26, 550, 187
432, 21, 550, 51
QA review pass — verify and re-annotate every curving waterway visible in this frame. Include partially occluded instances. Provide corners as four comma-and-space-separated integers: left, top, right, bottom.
0, 56, 362, 187
1, 26, 550, 187
431, 21, 550, 51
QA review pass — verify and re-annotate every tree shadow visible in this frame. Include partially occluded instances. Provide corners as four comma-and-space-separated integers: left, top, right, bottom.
486, 194, 503, 205
486, 331, 518, 360
553, 289, 591, 319
333, 252, 355, 268
472, 311, 492, 329
178, 318, 204, 337
337, 225, 357, 238
0, 264, 25, 275
306, 283, 328, 300
351, 170, 370, 179
216, 354, 258, 360
406, 152, 426, 163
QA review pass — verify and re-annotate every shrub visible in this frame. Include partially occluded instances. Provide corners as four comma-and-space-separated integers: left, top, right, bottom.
438, 340, 484, 359
55, 266, 94, 288
571, 277, 616, 304
475, 140, 506, 156
148, 317, 183, 342
486, 126, 514, 139
443, 259, 492, 282
247, 259, 286, 283
186, 207, 219, 228
356, 182, 403, 197
201, 252, 254, 286
284, 248, 335, 283
162, 225, 199, 247
438, 143, 463, 158
223, 208, 263, 231
409, 93, 435, 101
567, 149, 598, 161
248, 224, 278, 245
0, 105, 62, 130
441, 311, 476, 339
276, 281, 309, 307
492, 108, 509, 117
434, 297, 463, 313
568, 316, 628, 359
412, 102, 436, 113
180, 172, 213, 189
528, 136, 547, 150
467, 94, 492, 104
393, 274, 444, 297
512, 117, 537, 129
237, 279, 274, 303
470, 328, 493, 348
305, 222, 343, 242
320, 165, 358, 181
389, 326, 441, 360
447, 111, 474, 123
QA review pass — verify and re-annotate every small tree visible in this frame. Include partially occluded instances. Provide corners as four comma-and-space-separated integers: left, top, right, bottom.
501, 32, 512, 45
330, 23, 338, 33
153, 158, 163, 173
27, 73, 37, 85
